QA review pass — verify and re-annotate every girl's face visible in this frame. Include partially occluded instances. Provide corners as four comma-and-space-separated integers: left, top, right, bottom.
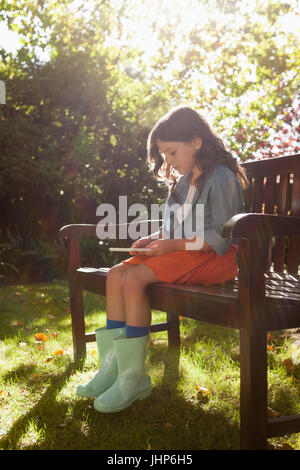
156, 138, 202, 176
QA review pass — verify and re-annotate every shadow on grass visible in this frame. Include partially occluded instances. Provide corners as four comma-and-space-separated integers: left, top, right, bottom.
0, 361, 78, 450
3, 364, 37, 383
0, 345, 240, 450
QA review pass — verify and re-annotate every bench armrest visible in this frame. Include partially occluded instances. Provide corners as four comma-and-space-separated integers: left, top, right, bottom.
59, 224, 98, 240
58, 220, 162, 272
222, 213, 300, 239
58, 220, 162, 241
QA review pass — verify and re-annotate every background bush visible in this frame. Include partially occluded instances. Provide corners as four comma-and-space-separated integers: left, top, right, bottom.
0, 0, 299, 282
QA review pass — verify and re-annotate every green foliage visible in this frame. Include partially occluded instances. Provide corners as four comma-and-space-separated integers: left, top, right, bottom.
138, 0, 299, 158
0, 0, 299, 281
0, 228, 67, 281
0, 0, 169, 280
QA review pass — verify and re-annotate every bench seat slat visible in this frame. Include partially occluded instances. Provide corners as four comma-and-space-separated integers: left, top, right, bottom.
74, 267, 300, 331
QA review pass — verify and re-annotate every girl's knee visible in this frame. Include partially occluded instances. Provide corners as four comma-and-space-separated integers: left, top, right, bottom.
122, 266, 152, 292
107, 263, 129, 285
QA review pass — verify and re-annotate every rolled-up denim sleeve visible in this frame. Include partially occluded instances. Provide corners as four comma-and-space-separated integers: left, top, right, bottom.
204, 171, 244, 255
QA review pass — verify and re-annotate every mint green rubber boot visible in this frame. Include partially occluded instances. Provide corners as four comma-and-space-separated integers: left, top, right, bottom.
76, 326, 125, 398
93, 334, 151, 413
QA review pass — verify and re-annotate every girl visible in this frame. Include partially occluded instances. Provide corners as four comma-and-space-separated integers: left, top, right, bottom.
77, 105, 248, 413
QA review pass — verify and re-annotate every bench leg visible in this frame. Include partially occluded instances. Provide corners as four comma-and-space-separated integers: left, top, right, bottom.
239, 325, 268, 449
69, 283, 86, 363
166, 312, 180, 348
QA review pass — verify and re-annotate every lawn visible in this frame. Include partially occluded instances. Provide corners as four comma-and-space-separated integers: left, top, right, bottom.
0, 280, 299, 450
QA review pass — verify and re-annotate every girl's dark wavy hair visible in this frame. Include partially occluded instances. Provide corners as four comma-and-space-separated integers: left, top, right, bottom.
147, 105, 249, 198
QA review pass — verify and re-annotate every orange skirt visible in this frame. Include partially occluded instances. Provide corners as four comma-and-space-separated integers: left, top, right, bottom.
122, 244, 238, 286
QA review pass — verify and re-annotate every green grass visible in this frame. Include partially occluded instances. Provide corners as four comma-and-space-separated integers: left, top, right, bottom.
0, 280, 299, 450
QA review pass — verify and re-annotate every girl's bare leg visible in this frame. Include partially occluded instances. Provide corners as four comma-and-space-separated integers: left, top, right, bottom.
106, 263, 134, 322
122, 264, 160, 327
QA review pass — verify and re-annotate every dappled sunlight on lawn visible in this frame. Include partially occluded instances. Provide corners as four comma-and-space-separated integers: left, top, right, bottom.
0, 281, 299, 450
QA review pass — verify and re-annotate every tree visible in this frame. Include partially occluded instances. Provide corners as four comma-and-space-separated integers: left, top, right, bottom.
0, 0, 168, 279
118, 0, 299, 160
0, 0, 299, 280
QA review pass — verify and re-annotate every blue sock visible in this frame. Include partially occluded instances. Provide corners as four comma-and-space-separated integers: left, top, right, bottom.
126, 325, 150, 338
106, 319, 126, 330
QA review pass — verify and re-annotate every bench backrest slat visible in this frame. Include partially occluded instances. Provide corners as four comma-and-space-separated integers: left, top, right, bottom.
241, 154, 300, 275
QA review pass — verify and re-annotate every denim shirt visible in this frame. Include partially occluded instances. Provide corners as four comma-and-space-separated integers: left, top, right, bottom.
162, 164, 245, 255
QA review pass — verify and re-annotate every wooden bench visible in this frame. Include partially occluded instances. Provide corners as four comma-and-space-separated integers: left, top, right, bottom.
59, 153, 300, 449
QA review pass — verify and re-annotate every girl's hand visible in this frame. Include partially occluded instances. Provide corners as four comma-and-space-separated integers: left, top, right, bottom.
141, 239, 177, 257
129, 236, 152, 255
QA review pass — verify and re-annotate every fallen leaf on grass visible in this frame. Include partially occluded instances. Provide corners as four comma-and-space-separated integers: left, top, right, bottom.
150, 339, 168, 345
0, 390, 10, 398
47, 314, 56, 320
280, 443, 294, 450
267, 333, 273, 343
11, 321, 24, 327
50, 331, 60, 338
43, 357, 52, 363
35, 333, 49, 342
90, 350, 97, 357
53, 350, 64, 356
282, 358, 294, 372
267, 406, 279, 417
195, 385, 211, 394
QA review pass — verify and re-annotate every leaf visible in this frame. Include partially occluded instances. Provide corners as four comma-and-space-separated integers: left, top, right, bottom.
50, 331, 60, 338
35, 332, 49, 342
282, 358, 293, 372
90, 349, 97, 357
0, 390, 10, 397
53, 349, 64, 356
280, 443, 294, 450
267, 406, 279, 417
47, 314, 56, 320
11, 321, 24, 327
267, 333, 273, 343
43, 357, 52, 363
195, 385, 210, 394
150, 339, 168, 345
